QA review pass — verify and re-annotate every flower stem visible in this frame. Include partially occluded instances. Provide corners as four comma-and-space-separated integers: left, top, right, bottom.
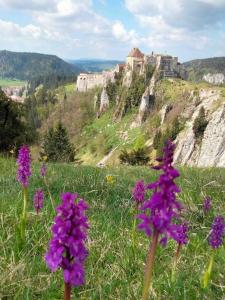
64, 282, 71, 300
171, 243, 182, 282
22, 187, 28, 220
44, 177, 55, 211
201, 251, 214, 289
142, 231, 159, 300
20, 187, 28, 242
132, 206, 138, 257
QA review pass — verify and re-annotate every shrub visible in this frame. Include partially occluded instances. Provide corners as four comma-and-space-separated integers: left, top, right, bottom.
153, 130, 162, 150
153, 117, 184, 156
119, 148, 149, 165
41, 122, 75, 162
193, 107, 208, 140
170, 117, 184, 141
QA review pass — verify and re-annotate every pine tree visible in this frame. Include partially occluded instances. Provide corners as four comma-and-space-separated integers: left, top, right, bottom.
41, 122, 75, 162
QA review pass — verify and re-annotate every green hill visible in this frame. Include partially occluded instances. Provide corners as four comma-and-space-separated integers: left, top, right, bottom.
0, 50, 81, 80
183, 57, 225, 81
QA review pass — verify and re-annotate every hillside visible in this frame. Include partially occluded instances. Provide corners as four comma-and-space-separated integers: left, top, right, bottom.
0, 50, 81, 80
38, 77, 225, 167
183, 57, 225, 82
22, 49, 225, 168
70, 59, 123, 72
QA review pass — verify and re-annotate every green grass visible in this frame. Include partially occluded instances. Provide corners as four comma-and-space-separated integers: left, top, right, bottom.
0, 157, 224, 299
0, 77, 26, 87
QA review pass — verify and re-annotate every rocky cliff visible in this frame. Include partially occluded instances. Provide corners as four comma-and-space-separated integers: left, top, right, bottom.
174, 88, 225, 167
203, 73, 225, 85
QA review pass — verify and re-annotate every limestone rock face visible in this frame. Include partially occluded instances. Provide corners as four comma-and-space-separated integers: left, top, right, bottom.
160, 104, 173, 125
100, 87, 109, 113
130, 88, 150, 128
203, 73, 225, 85
130, 56, 162, 128
174, 88, 225, 167
198, 105, 225, 167
122, 69, 133, 87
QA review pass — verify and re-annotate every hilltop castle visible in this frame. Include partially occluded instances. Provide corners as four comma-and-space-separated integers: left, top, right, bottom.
76, 48, 181, 92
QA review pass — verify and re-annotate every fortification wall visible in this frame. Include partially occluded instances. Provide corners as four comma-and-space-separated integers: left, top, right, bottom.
77, 70, 116, 92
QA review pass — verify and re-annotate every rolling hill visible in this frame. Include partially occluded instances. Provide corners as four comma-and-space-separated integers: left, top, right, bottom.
0, 50, 82, 80
183, 57, 225, 82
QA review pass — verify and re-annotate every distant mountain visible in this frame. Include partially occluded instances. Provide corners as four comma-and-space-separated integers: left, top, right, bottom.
69, 59, 124, 73
0, 50, 82, 81
183, 57, 225, 82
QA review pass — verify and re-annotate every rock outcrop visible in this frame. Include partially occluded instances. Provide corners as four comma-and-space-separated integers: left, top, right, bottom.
203, 73, 225, 85
160, 104, 173, 125
122, 68, 133, 87
100, 87, 109, 113
174, 88, 225, 167
131, 56, 161, 128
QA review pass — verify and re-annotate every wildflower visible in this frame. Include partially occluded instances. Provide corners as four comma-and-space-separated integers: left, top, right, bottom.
203, 197, 211, 214
17, 145, 31, 188
208, 216, 225, 249
132, 180, 145, 205
40, 163, 47, 177
106, 175, 115, 185
45, 192, 89, 291
137, 140, 182, 245
33, 189, 44, 214
202, 216, 225, 288
170, 222, 189, 246
171, 222, 189, 282
137, 140, 184, 300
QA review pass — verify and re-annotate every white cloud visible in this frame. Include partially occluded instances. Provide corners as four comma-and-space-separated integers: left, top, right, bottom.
0, 0, 223, 60
125, 0, 225, 31
112, 21, 139, 44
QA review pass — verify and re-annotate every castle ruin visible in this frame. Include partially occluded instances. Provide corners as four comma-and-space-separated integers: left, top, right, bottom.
76, 48, 181, 92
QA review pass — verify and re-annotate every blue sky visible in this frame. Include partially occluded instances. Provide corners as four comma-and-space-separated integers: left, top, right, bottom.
0, 0, 225, 62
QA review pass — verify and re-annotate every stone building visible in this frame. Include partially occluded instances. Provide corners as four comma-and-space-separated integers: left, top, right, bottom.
159, 55, 180, 78
76, 48, 182, 92
126, 48, 144, 72
125, 48, 181, 78
76, 73, 104, 92
76, 69, 118, 92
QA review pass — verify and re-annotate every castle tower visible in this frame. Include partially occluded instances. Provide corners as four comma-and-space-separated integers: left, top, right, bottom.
126, 48, 144, 71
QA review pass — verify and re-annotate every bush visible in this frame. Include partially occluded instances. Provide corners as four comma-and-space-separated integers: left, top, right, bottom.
119, 148, 149, 165
41, 122, 75, 162
193, 107, 208, 140
153, 130, 162, 150
153, 117, 184, 156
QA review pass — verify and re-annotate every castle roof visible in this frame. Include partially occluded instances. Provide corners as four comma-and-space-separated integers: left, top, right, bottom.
127, 48, 144, 58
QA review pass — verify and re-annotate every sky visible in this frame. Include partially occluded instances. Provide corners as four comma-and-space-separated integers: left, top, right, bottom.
0, 0, 225, 62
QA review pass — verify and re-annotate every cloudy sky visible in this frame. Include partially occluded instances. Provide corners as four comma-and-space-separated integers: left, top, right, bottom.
0, 0, 225, 62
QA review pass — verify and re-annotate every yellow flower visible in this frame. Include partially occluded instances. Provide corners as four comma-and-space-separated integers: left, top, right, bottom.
106, 175, 115, 185
43, 155, 48, 161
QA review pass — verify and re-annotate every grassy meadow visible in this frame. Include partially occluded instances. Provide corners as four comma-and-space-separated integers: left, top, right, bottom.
0, 77, 26, 87
0, 156, 224, 299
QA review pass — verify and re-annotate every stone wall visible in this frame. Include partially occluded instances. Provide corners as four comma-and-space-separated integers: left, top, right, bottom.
77, 73, 104, 92
76, 70, 117, 92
